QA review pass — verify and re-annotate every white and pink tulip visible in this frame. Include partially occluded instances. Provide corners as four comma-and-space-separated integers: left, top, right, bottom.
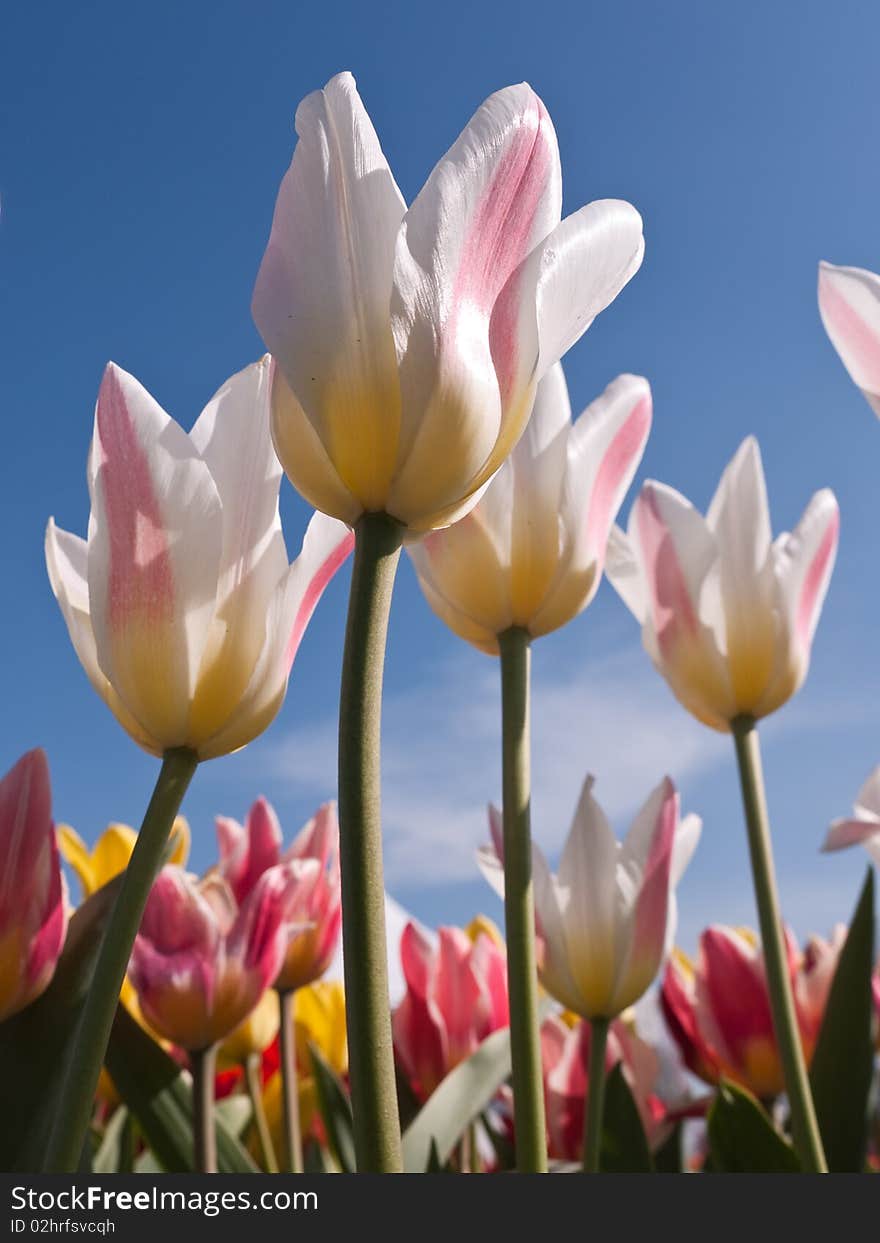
45, 357, 352, 760
606, 437, 839, 731
479, 777, 701, 1020
252, 72, 645, 534
408, 364, 651, 652
818, 260, 880, 417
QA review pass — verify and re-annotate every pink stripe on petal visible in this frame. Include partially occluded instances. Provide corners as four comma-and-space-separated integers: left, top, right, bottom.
452, 95, 554, 405
628, 780, 677, 969
820, 271, 880, 393
795, 507, 839, 652
636, 489, 699, 657
95, 366, 175, 630
285, 531, 354, 673
586, 393, 652, 564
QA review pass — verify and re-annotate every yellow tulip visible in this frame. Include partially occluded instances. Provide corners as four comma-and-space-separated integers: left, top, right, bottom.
57, 818, 190, 899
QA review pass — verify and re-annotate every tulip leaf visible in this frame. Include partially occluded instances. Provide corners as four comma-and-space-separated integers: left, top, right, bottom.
0, 877, 121, 1171
707, 1080, 801, 1172
309, 1041, 356, 1174
653, 1122, 683, 1174
599, 1062, 653, 1172
104, 1006, 258, 1173
809, 868, 875, 1172
92, 1107, 134, 1174
401, 1026, 513, 1173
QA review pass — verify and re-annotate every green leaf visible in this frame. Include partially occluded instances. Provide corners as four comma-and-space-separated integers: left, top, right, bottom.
92, 1108, 134, 1174
402, 1026, 512, 1173
309, 1041, 355, 1174
653, 1122, 683, 1173
809, 868, 875, 1172
599, 1062, 653, 1172
707, 1080, 801, 1172
0, 877, 121, 1171
104, 1006, 258, 1173
480, 1108, 516, 1172
214, 1095, 253, 1140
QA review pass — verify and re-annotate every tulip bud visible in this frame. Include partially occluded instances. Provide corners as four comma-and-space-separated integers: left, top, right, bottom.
252, 72, 644, 535
606, 438, 839, 731
409, 365, 651, 651
0, 750, 67, 1022
129, 862, 312, 1051
215, 798, 342, 992
392, 923, 509, 1100
46, 358, 352, 760
480, 776, 701, 1020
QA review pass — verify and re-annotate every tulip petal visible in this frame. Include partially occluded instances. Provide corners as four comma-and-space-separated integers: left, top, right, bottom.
410, 510, 512, 640
528, 199, 645, 380
45, 518, 157, 753
773, 488, 840, 663
198, 511, 352, 760
252, 72, 406, 512
557, 776, 619, 1016
390, 83, 561, 525
818, 260, 880, 416
87, 363, 223, 748
822, 819, 880, 868
670, 813, 703, 888
604, 524, 647, 623
705, 438, 779, 710
854, 766, 880, 819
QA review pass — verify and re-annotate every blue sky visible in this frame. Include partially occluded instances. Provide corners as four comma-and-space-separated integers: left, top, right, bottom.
2, 0, 879, 953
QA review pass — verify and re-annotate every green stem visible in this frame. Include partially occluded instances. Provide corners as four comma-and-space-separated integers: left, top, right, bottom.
277, 989, 303, 1173
338, 511, 404, 1173
498, 626, 547, 1174
245, 1053, 278, 1174
44, 747, 198, 1173
191, 1045, 217, 1174
731, 716, 827, 1174
583, 1017, 609, 1173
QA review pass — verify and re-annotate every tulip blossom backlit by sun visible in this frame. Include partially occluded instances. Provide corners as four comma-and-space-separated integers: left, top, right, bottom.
252, 72, 645, 534
409, 364, 651, 652
46, 357, 352, 760
606, 437, 839, 731
0, 750, 67, 1023
480, 777, 700, 1020
818, 260, 880, 417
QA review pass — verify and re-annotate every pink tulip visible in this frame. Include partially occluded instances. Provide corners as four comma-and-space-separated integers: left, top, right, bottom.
392, 922, 509, 1100
129, 862, 314, 1051
215, 797, 341, 991
480, 776, 701, 1019
661, 924, 843, 1099
46, 357, 352, 760
818, 260, 880, 417
606, 438, 839, 731
541, 1014, 665, 1160
0, 750, 67, 1022
823, 765, 880, 868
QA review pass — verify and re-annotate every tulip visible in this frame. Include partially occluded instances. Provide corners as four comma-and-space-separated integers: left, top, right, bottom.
252, 70, 644, 1173
0, 750, 67, 1023
606, 437, 838, 732
214, 796, 340, 1171
42, 356, 351, 1173
606, 436, 836, 1173
541, 1013, 665, 1163
216, 797, 341, 992
58, 818, 190, 899
392, 922, 509, 1101
253, 72, 644, 535
410, 365, 651, 651
823, 766, 880, 867
818, 260, 880, 417
46, 356, 352, 761
480, 774, 697, 1170
661, 925, 844, 1100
